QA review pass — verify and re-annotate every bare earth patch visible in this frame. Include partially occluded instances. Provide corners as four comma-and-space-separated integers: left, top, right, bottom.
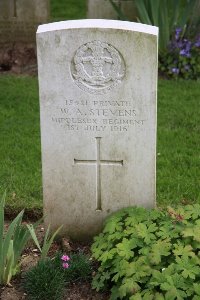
0, 43, 37, 76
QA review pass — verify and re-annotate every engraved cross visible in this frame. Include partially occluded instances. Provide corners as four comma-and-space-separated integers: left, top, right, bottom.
74, 137, 123, 211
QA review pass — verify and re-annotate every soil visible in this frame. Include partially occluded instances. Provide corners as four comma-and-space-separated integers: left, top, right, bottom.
0, 43, 37, 76
1, 222, 110, 300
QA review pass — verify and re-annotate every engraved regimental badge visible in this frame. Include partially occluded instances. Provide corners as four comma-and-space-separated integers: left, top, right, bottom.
71, 41, 125, 95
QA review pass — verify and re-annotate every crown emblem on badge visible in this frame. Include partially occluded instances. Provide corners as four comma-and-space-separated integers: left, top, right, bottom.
71, 41, 125, 95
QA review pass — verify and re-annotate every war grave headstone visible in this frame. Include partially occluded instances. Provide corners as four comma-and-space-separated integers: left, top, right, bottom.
0, 0, 49, 43
87, 0, 137, 21
0, 0, 49, 73
37, 19, 158, 240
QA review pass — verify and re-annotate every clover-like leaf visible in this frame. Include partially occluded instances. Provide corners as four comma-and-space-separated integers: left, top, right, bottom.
110, 286, 121, 300
91, 278, 105, 292
139, 246, 151, 256
176, 256, 200, 279
160, 273, 188, 299
162, 273, 186, 289
92, 271, 110, 291
185, 204, 200, 220
119, 278, 140, 298
126, 258, 151, 280
99, 248, 117, 263
112, 258, 129, 280
182, 225, 200, 242
116, 238, 135, 259
91, 233, 104, 248
150, 270, 165, 287
194, 283, 200, 295
173, 243, 195, 258
149, 209, 163, 220
149, 239, 171, 264
156, 221, 180, 239
125, 216, 140, 227
165, 287, 187, 300
142, 291, 154, 300
136, 223, 157, 244
123, 225, 139, 238
154, 293, 165, 300
195, 219, 200, 226
126, 207, 148, 223
91, 234, 109, 259
103, 217, 123, 234
132, 290, 154, 300
107, 231, 123, 242
129, 294, 142, 300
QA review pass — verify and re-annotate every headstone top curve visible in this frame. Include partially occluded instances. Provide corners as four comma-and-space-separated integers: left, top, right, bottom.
37, 19, 158, 36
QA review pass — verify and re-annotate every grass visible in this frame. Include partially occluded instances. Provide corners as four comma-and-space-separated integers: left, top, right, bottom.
157, 80, 200, 207
0, 76, 42, 212
50, 0, 87, 21
0, 76, 199, 212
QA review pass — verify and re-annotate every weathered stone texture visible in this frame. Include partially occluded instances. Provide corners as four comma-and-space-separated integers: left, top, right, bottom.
37, 20, 158, 240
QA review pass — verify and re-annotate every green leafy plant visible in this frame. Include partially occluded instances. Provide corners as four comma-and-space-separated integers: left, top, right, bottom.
26, 223, 62, 260
159, 29, 200, 79
109, 0, 199, 54
0, 192, 32, 285
24, 258, 65, 300
91, 205, 200, 299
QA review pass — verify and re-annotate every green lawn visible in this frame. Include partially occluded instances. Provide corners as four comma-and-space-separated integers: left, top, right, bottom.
157, 80, 200, 207
50, 0, 87, 21
0, 76, 199, 213
0, 0, 199, 213
0, 76, 41, 213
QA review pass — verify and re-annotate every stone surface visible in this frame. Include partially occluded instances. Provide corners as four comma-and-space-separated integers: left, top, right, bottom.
87, 0, 137, 21
37, 19, 158, 240
0, 0, 49, 43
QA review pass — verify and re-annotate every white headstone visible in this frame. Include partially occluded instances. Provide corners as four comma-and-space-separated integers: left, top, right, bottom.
37, 19, 158, 240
